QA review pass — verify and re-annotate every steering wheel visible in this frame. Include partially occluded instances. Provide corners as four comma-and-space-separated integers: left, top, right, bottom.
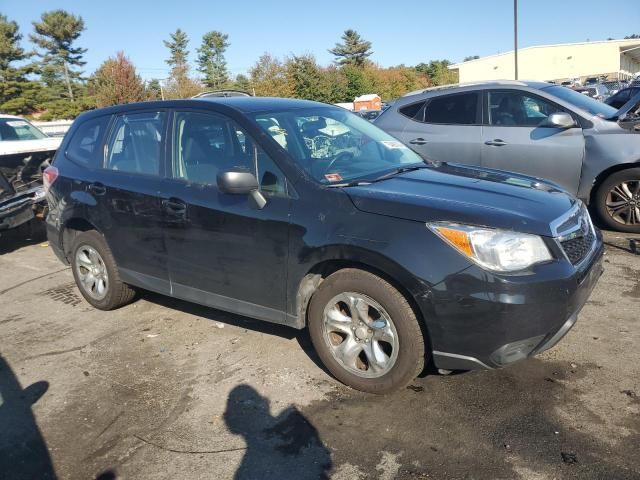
323, 151, 354, 174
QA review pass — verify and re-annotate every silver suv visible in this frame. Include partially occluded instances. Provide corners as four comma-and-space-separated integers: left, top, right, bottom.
376, 81, 640, 232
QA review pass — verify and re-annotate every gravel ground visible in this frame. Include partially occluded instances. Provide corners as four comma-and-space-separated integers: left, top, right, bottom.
0, 221, 638, 480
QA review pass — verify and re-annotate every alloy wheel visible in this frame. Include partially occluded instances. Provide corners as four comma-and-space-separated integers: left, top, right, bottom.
75, 245, 109, 300
321, 292, 399, 378
605, 180, 640, 226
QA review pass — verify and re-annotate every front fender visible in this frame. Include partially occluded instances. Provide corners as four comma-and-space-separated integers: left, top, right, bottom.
579, 130, 640, 200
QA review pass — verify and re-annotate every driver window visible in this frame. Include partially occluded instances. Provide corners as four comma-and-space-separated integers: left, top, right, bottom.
489, 91, 563, 127
172, 111, 254, 185
172, 110, 289, 195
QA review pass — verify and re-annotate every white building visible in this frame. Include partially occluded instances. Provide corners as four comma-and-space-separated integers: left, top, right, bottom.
449, 39, 640, 83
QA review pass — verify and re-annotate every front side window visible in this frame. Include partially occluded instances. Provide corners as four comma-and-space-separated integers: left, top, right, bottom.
66, 115, 110, 166
0, 118, 47, 141
172, 111, 287, 196
105, 112, 166, 175
542, 85, 618, 118
423, 93, 479, 125
488, 91, 563, 127
252, 106, 425, 184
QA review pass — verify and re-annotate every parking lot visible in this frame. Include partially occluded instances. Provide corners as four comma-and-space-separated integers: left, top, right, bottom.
1, 223, 639, 480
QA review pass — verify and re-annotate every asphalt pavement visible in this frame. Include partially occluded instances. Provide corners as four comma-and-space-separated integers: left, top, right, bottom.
0, 222, 639, 480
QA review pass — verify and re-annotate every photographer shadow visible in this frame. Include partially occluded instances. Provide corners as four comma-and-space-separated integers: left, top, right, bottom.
224, 384, 331, 480
0, 355, 56, 479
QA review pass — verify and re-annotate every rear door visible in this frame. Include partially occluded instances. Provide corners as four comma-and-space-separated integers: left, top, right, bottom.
399, 91, 483, 165
162, 109, 291, 321
481, 89, 585, 194
96, 110, 171, 292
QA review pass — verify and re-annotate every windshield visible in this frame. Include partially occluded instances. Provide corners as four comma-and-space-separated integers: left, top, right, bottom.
542, 85, 618, 118
0, 118, 47, 141
251, 106, 424, 184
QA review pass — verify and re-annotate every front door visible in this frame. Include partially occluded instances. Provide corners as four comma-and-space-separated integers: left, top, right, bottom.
481, 90, 585, 194
163, 109, 291, 323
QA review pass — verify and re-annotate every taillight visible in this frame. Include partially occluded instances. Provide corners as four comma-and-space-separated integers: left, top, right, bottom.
43, 166, 59, 192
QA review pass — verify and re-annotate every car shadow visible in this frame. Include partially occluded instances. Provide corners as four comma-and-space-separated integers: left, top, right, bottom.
0, 354, 56, 479
140, 290, 332, 376
0, 219, 47, 255
224, 384, 332, 479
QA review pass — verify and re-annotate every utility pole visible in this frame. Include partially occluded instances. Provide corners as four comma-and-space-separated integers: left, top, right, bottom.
514, 0, 519, 80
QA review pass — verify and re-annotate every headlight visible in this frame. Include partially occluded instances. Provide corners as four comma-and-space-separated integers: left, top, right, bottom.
428, 222, 552, 272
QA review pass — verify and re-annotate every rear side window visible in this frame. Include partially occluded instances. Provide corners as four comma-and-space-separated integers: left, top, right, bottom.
66, 115, 110, 167
398, 101, 426, 120
105, 112, 166, 175
424, 93, 479, 125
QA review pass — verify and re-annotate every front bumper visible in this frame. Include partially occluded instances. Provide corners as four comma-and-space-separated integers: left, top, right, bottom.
427, 237, 604, 371
0, 203, 34, 231
0, 186, 46, 231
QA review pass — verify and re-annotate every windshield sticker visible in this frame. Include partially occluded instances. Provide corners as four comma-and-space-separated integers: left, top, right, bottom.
6, 120, 29, 127
380, 140, 408, 149
324, 173, 343, 182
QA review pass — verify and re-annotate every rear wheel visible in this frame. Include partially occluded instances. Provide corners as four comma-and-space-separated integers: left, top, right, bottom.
308, 268, 426, 394
595, 168, 640, 233
70, 230, 135, 310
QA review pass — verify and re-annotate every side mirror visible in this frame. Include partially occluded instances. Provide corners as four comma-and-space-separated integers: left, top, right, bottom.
539, 112, 576, 129
217, 169, 266, 209
217, 169, 258, 194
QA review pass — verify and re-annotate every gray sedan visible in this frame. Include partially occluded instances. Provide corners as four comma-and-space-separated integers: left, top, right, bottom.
375, 81, 640, 232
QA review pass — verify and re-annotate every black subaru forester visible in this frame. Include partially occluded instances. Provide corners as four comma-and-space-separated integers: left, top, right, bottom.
45, 97, 603, 393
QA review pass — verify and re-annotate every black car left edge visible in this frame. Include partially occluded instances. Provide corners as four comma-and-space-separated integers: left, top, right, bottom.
45, 98, 603, 394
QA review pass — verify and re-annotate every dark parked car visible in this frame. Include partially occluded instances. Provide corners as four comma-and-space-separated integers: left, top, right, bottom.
606, 86, 640, 109
376, 81, 640, 233
45, 98, 603, 393
356, 109, 382, 122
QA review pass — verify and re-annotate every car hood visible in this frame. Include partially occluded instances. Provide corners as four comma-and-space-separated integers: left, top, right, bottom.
0, 136, 62, 156
344, 163, 578, 237
0, 138, 59, 202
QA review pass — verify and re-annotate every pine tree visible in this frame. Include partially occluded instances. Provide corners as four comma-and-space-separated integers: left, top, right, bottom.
197, 31, 230, 89
30, 10, 87, 102
329, 29, 373, 67
146, 79, 163, 100
163, 29, 201, 98
233, 74, 251, 93
0, 14, 42, 114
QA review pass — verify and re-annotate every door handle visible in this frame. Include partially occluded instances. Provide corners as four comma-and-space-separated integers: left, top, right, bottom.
409, 137, 428, 145
88, 182, 106, 196
485, 139, 507, 146
162, 198, 187, 215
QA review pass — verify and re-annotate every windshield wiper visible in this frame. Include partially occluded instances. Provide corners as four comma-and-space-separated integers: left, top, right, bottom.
370, 164, 430, 182
325, 180, 371, 188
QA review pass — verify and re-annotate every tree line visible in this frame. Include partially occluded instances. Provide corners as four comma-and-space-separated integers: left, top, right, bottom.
0, 10, 460, 120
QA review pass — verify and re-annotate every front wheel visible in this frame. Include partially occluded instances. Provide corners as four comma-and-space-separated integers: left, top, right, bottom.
308, 269, 426, 394
594, 168, 640, 233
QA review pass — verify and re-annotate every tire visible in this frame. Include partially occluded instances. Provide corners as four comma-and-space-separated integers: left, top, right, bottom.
70, 230, 136, 310
308, 268, 426, 394
594, 167, 640, 233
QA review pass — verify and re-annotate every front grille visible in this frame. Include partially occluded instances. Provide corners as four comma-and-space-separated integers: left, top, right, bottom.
560, 228, 595, 265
